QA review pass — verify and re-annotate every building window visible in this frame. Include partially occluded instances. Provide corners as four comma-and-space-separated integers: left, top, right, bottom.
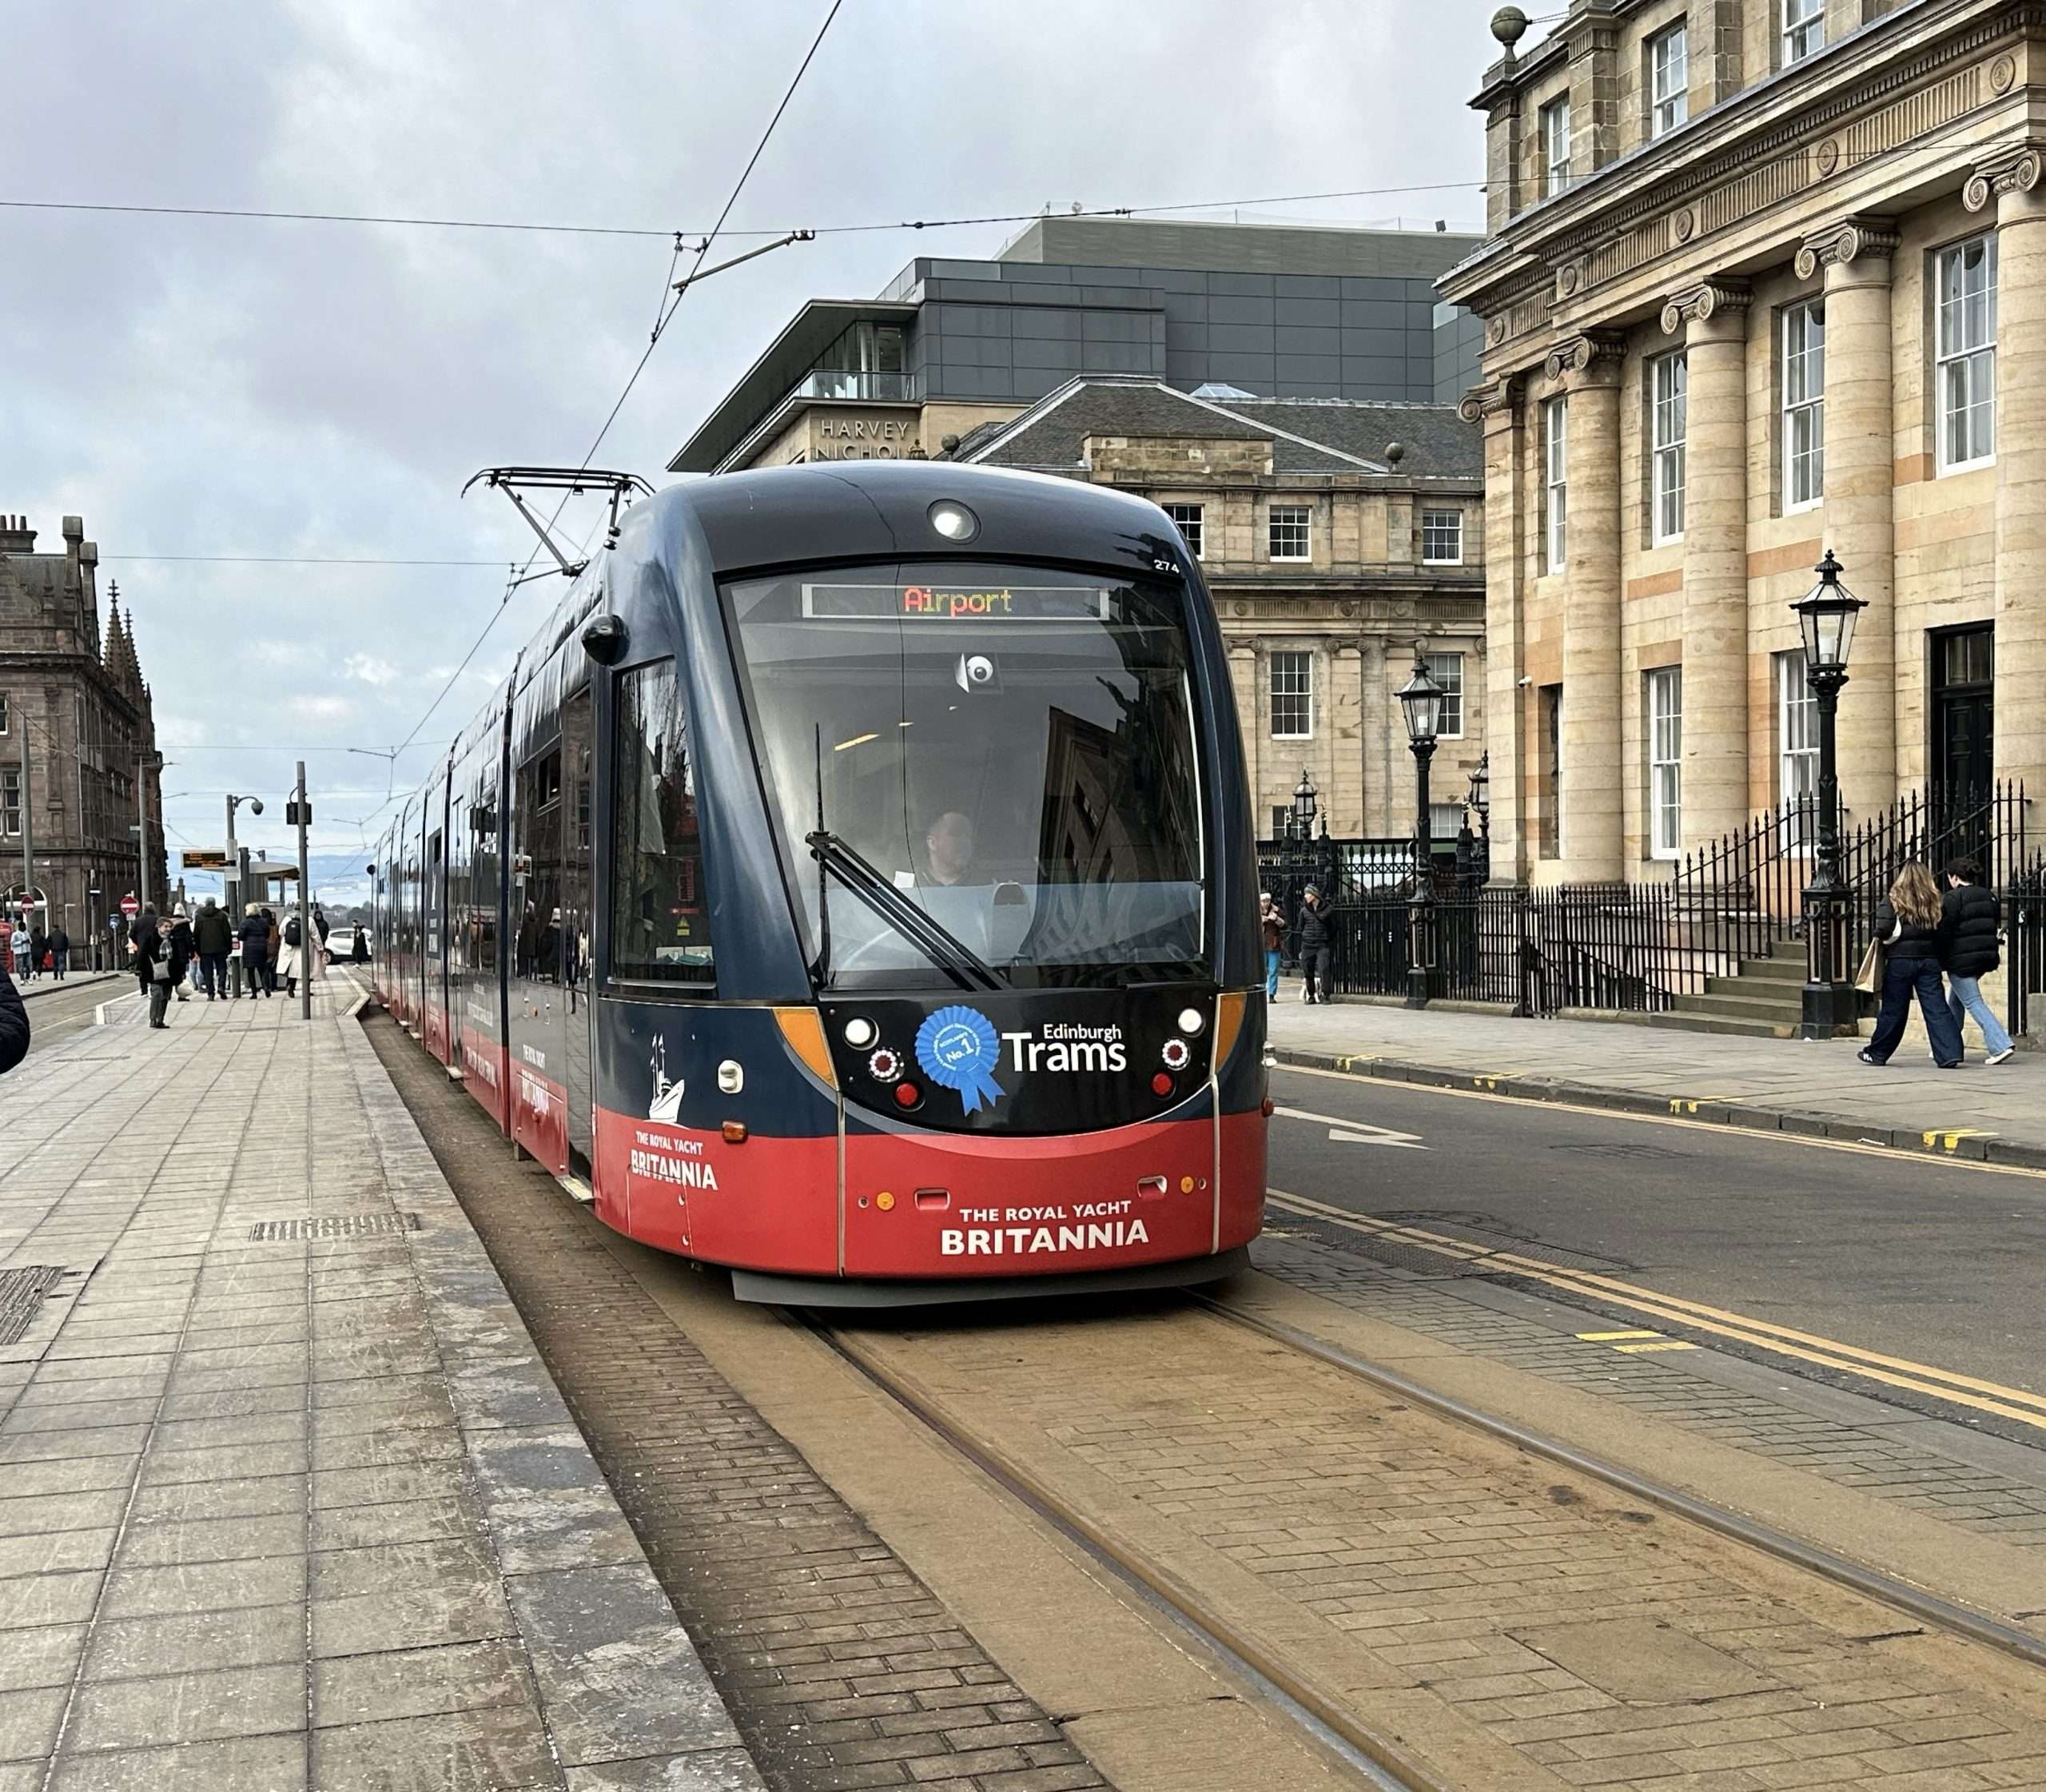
0, 769, 18, 839
1783, 300, 1825, 512
1776, 649, 1817, 819
1420, 509, 1463, 565
1782, 0, 1824, 64
1268, 504, 1311, 562
0, 695, 8, 735
1541, 96, 1572, 197
1648, 667, 1683, 860
1164, 502, 1204, 559
1428, 802, 1465, 842
1270, 651, 1312, 740
1426, 652, 1465, 738
1651, 352, 1688, 544
1650, 25, 1689, 137
1937, 234, 1997, 474
1544, 396, 1568, 571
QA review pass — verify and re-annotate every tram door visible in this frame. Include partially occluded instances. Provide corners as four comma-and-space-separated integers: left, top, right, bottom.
425, 818, 448, 1063
561, 685, 595, 1167
511, 731, 571, 1173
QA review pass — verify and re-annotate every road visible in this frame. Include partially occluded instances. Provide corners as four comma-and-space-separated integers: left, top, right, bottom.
1268, 1061, 2046, 1400
13, 975, 134, 1057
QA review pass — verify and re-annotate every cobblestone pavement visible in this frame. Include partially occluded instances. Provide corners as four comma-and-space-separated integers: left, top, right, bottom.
854, 1308, 2046, 1790
366, 1013, 1113, 1792
0, 982, 762, 1791
1268, 997, 2046, 1165
1257, 1223, 2046, 1559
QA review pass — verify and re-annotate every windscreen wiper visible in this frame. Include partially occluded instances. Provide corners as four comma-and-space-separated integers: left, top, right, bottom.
804, 829, 1004, 993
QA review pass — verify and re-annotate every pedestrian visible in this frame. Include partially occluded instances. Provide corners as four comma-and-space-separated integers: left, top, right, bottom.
1859, 862, 1964, 1069
8, 922, 28, 984
313, 902, 331, 962
168, 907, 194, 1003
238, 902, 273, 998
1259, 892, 1284, 1001
1296, 885, 1335, 1005
47, 922, 69, 980
262, 907, 280, 994
279, 909, 304, 998
0, 949, 26, 1073
135, 910, 173, 1029
350, 925, 369, 966
28, 922, 46, 982
1941, 858, 2015, 1066
193, 898, 232, 1000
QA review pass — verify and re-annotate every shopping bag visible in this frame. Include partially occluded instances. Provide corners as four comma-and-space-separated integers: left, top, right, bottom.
1852, 937, 1884, 995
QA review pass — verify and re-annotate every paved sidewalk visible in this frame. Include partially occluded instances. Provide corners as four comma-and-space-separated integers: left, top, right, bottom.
1268, 991, 2046, 1167
0, 978, 763, 1790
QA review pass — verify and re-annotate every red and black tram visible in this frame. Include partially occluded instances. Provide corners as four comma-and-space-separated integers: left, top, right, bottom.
372, 462, 1267, 1303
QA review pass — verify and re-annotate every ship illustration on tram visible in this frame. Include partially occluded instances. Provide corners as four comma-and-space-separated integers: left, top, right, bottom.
371, 461, 1268, 1303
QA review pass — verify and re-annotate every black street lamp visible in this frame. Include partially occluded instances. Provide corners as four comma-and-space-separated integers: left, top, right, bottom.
1793, 548, 1867, 1039
1397, 649, 1445, 1008
1291, 767, 1318, 842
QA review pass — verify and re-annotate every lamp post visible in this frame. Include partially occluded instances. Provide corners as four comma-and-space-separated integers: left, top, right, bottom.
1291, 767, 1318, 842
1470, 751, 1491, 879
1793, 548, 1867, 1040
1397, 649, 1446, 1009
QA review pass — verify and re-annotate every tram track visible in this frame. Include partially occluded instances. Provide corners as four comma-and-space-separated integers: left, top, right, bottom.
805, 1311, 1444, 1792
800, 1286, 2046, 1792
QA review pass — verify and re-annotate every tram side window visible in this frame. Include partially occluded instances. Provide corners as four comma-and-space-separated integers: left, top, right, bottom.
612, 660, 713, 984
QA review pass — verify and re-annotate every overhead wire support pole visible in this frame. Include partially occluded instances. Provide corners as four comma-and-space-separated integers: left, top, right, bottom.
297, 761, 311, 1022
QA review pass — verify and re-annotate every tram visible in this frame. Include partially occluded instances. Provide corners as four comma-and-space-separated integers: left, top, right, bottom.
371, 461, 1267, 1303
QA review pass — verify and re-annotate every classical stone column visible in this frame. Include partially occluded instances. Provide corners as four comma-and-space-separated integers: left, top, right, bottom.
1546, 333, 1625, 881
1662, 280, 1752, 850
1796, 217, 1898, 818
1460, 377, 1527, 879
1964, 145, 2046, 798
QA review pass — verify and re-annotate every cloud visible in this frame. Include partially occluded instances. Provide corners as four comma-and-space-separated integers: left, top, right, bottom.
3, 0, 1492, 866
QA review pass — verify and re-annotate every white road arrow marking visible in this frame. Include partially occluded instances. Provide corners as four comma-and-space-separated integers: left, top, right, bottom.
1272, 1105, 1427, 1149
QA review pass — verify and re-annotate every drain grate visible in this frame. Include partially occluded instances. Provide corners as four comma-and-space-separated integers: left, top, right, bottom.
0, 1268, 67, 1347
248, 1213, 422, 1242
1549, 1141, 1690, 1162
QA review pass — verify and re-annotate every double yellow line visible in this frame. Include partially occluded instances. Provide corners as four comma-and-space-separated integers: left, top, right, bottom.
1269, 1188, 2046, 1434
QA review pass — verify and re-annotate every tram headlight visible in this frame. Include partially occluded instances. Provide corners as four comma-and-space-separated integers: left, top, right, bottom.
1176, 1007, 1204, 1035
928, 500, 979, 543
842, 1016, 877, 1049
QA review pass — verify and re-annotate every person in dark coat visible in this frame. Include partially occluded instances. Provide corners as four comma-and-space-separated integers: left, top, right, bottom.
1296, 885, 1335, 1006
238, 903, 274, 998
27, 926, 46, 982
192, 899, 233, 999
133, 911, 173, 1028
1941, 858, 2013, 1065
168, 908, 195, 1003
350, 926, 369, 966
46, 924, 69, 979
0, 953, 27, 1073
1860, 862, 1964, 1068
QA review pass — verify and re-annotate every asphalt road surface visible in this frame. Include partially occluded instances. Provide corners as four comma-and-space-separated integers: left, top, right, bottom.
13, 976, 133, 1057
1268, 1062, 2046, 1400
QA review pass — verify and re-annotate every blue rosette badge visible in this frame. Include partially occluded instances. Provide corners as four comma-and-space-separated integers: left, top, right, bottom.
915, 1006, 1005, 1114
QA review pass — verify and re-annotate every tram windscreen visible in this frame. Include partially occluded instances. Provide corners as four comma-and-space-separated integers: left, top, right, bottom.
725, 562, 1205, 990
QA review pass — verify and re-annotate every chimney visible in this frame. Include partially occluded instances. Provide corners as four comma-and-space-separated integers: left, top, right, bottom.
0, 514, 35, 553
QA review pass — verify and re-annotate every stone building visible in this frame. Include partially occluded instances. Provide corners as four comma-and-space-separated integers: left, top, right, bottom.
1442, 0, 2044, 884
949, 379, 1487, 838
0, 514, 166, 954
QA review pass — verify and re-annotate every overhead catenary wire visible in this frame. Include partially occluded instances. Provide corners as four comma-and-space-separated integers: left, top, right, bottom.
388, 0, 845, 777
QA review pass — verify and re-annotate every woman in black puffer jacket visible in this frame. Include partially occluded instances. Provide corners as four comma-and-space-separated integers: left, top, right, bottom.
1941, 858, 2013, 1064
1860, 862, 1964, 1068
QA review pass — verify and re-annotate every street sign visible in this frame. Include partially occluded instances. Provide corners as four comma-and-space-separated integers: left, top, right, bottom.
119, 893, 139, 918
180, 848, 232, 871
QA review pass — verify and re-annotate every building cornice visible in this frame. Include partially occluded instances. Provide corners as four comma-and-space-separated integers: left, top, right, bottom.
1793, 213, 1901, 276
1443, 0, 2032, 333
1658, 279, 1753, 335
1963, 135, 2046, 208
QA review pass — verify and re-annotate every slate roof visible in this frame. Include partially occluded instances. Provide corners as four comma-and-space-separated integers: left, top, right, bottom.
961, 378, 1478, 481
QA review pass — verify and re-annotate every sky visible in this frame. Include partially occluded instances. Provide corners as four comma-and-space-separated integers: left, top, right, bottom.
2, 0, 1505, 908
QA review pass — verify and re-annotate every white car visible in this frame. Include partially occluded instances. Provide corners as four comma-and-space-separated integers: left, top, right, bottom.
324, 926, 364, 963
